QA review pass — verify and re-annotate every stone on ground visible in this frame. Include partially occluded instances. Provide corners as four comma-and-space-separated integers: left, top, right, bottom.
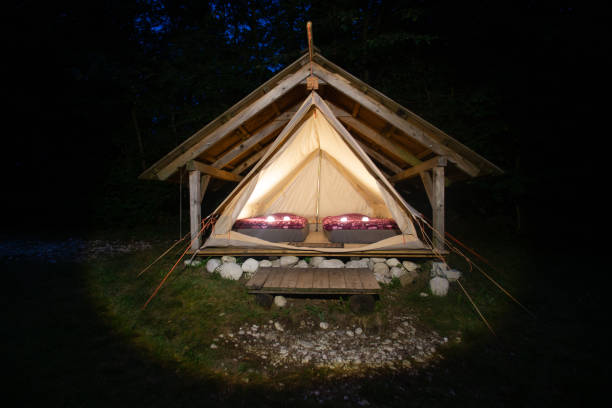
221, 255, 236, 264
271, 259, 281, 267
345, 259, 369, 268
370, 257, 387, 264
274, 321, 284, 331
390, 266, 406, 278
294, 260, 309, 268
259, 259, 272, 267
386, 258, 400, 267
310, 256, 326, 267
318, 259, 344, 268
319, 322, 329, 329
431, 261, 449, 277
206, 258, 222, 273
274, 295, 287, 307
280, 256, 299, 267
241, 258, 259, 275
373, 263, 390, 283
400, 270, 419, 286
430, 276, 449, 296
444, 269, 462, 281
218, 262, 243, 280
184, 259, 202, 267
402, 260, 418, 272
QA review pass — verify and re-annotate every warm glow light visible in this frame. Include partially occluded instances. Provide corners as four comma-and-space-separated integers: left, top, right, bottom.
283, 216, 290, 221
266, 216, 275, 222
340, 216, 348, 222
362, 216, 369, 222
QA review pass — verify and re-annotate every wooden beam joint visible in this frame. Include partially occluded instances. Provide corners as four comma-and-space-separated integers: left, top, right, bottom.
186, 160, 243, 182
388, 156, 447, 183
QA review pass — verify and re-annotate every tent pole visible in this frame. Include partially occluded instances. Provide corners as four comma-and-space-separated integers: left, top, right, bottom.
189, 169, 202, 250
315, 148, 322, 231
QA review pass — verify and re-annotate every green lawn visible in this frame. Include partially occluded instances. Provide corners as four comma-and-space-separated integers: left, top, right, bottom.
5, 224, 604, 407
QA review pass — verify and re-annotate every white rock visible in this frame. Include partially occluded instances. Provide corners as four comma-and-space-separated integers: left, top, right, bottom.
218, 262, 243, 280
374, 262, 391, 284
310, 256, 326, 267
370, 257, 387, 264
402, 261, 418, 272
346, 330, 354, 337
294, 260, 309, 268
206, 258, 222, 273
271, 259, 280, 267
274, 321, 284, 331
259, 259, 272, 267
241, 258, 259, 274
431, 261, 449, 277
355, 327, 363, 335
373, 262, 390, 277
386, 258, 400, 267
210, 343, 218, 349
444, 269, 462, 281
274, 295, 287, 307
319, 322, 329, 329
318, 259, 344, 268
419, 292, 429, 297
345, 260, 369, 268
390, 266, 406, 278
280, 256, 299, 267
221, 255, 236, 264
430, 276, 449, 296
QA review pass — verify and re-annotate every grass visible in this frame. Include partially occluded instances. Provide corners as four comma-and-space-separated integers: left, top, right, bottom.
4, 221, 605, 407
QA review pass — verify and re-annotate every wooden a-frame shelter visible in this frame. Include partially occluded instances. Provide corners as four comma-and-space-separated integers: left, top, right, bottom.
139, 51, 502, 257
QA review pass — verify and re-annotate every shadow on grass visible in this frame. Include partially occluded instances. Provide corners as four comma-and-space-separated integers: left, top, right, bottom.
4, 249, 604, 407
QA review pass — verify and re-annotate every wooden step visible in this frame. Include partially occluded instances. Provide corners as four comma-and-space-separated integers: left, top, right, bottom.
246, 267, 380, 295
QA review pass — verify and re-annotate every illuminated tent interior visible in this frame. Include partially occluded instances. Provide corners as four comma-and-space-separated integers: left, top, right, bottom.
204, 92, 424, 252
139, 51, 502, 257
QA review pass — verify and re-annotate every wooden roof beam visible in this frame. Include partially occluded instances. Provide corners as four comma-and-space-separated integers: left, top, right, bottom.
352, 102, 360, 118
153, 63, 312, 180
356, 141, 403, 174
313, 63, 480, 177
328, 102, 423, 167
389, 156, 447, 183
231, 148, 267, 175
210, 114, 293, 170
186, 160, 243, 182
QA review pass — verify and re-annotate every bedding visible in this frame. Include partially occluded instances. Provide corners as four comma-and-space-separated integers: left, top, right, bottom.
322, 213, 400, 243
232, 213, 309, 242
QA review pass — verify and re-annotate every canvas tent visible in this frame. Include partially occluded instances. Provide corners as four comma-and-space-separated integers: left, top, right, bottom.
139, 51, 502, 257
204, 92, 425, 252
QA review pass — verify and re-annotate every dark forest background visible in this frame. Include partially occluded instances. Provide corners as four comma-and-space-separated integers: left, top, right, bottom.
3, 0, 602, 246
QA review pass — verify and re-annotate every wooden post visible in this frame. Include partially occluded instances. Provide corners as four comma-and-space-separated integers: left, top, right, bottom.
432, 164, 445, 251
189, 170, 202, 250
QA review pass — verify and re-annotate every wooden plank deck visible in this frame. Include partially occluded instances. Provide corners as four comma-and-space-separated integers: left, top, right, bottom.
246, 267, 381, 295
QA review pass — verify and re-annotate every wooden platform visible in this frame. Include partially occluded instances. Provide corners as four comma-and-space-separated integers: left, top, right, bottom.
246, 267, 381, 295
192, 247, 445, 258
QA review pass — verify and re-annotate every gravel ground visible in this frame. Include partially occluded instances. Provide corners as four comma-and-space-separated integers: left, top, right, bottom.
212, 314, 447, 371
0, 238, 152, 262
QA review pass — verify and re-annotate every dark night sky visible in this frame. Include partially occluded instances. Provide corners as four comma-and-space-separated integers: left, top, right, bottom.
2, 0, 603, 245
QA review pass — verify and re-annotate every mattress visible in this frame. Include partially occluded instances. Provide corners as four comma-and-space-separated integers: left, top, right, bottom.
232, 213, 309, 242
322, 213, 400, 244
